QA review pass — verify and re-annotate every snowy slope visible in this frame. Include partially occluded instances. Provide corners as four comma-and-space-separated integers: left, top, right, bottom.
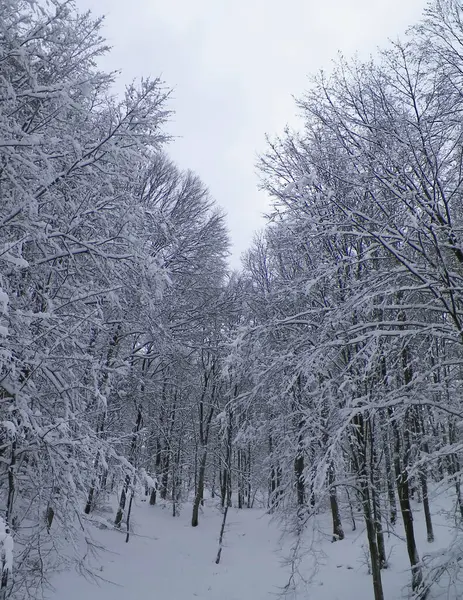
49, 499, 287, 600
49, 493, 461, 600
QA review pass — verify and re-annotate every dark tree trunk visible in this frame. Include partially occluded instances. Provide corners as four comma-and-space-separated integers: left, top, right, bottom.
6, 440, 16, 527
328, 463, 344, 542
362, 480, 385, 600
215, 499, 229, 565
383, 434, 397, 526
85, 463, 98, 514
393, 322, 425, 594
371, 438, 387, 568
192, 449, 207, 527
191, 363, 216, 526
220, 467, 228, 508
392, 409, 424, 594
237, 449, 244, 509
420, 470, 434, 543
350, 413, 384, 600
268, 434, 278, 511
160, 452, 170, 500
247, 443, 252, 508
86, 324, 121, 515
294, 443, 305, 506
125, 490, 135, 543
293, 379, 306, 507
115, 407, 142, 528
372, 486, 387, 569
115, 475, 129, 528
346, 486, 356, 531
418, 417, 434, 543
216, 410, 233, 563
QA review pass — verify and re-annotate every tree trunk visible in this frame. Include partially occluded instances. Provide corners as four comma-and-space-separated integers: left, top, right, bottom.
328, 463, 344, 541
346, 486, 356, 531
420, 470, 434, 543
394, 328, 425, 594
247, 443, 252, 508
294, 443, 305, 506
191, 448, 207, 527
84, 456, 98, 516
115, 407, 142, 528
237, 449, 244, 509
362, 480, 385, 600
220, 467, 228, 508
115, 475, 129, 528
350, 413, 384, 598
215, 500, 230, 565
216, 409, 233, 563
383, 434, 397, 525
371, 438, 387, 568
392, 411, 424, 593
125, 489, 135, 543
372, 486, 387, 568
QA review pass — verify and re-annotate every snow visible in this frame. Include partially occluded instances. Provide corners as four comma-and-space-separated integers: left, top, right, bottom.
1, 252, 28, 268
282, 492, 459, 600
0, 289, 8, 313
283, 182, 296, 195
138, 468, 158, 491
50, 488, 461, 600
1, 421, 16, 436
49, 490, 461, 600
0, 518, 14, 573
49, 499, 286, 600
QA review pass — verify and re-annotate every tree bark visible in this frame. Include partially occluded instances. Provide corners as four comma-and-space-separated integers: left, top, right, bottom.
392, 409, 424, 593
328, 463, 344, 541
192, 448, 207, 527
115, 406, 142, 528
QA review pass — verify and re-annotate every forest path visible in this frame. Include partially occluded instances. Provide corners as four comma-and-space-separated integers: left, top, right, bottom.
50, 498, 286, 600
50, 492, 456, 600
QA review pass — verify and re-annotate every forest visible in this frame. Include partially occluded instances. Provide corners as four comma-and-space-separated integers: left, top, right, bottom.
2, 1, 463, 599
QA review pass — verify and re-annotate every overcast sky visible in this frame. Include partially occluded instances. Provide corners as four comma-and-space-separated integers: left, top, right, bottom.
76, 0, 427, 267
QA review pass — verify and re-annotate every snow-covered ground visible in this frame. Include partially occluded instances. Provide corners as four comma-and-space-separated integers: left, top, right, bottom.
49, 491, 461, 600
49, 498, 285, 600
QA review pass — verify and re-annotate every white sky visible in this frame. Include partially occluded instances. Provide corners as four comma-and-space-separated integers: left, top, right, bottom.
75, 0, 427, 267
